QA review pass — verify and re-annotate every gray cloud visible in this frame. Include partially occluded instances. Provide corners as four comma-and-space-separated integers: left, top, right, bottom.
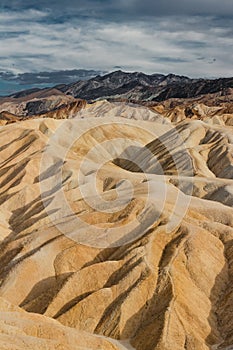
118, 0, 233, 17
0, 1, 232, 78
175, 40, 208, 49
2, 0, 233, 18
152, 57, 190, 63
0, 31, 29, 39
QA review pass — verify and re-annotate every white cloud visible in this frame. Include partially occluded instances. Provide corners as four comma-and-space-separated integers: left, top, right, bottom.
0, 10, 232, 78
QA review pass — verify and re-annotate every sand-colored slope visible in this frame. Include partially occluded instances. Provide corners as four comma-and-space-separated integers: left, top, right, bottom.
75, 100, 169, 124
0, 297, 125, 350
0, 104, 232, 350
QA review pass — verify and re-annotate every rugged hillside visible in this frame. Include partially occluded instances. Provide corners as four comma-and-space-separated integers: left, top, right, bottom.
1, 88, 233, 127
0, 88, 86, 125
0, 88, 80, 116
0, 97, 232, 349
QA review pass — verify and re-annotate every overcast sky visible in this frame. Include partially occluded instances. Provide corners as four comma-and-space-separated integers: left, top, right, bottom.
0, 0, 232, 77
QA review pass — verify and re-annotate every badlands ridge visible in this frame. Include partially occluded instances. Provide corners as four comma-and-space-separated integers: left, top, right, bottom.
0, 85, 233, 350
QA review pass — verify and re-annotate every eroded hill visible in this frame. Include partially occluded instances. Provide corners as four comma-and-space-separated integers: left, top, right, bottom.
0, 94, 232, 350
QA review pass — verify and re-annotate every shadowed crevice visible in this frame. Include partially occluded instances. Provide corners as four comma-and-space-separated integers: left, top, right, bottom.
20, 273, 72, 314
206, 239, 233, 349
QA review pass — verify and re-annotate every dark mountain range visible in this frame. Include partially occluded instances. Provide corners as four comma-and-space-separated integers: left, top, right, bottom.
56, 70, 233, 102
2, 70, 233, 103
57, 70, 192, 101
